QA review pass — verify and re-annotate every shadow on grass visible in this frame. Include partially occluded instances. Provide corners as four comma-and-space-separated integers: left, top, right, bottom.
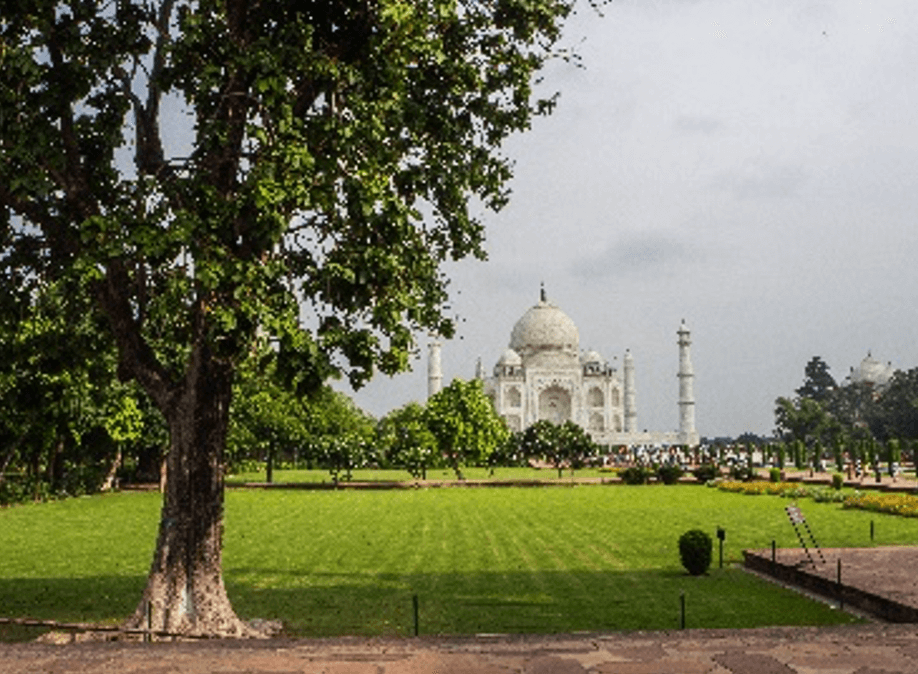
0, 574, 145, 642
225, 567, 861, 637
0, 567, 861, 642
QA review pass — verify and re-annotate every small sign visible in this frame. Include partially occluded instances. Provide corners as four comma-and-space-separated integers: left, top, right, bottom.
785, 506, 805, 524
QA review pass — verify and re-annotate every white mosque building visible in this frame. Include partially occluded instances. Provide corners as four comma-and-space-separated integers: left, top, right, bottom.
846, 352, 896, 390
428, 288, 700, 447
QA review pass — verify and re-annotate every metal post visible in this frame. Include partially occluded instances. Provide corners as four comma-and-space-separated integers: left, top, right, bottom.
771, 540, 776, 573
412, 594, 419, 636
837, 558, 843, 611
680, 591, 685, 629
870, 520, 875, 542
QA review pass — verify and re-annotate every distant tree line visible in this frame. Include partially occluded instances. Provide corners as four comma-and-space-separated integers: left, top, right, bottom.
234, 374, 602, 483
0, 278, 167, 504
0, 284, 601, 502
770, 355, 918, 476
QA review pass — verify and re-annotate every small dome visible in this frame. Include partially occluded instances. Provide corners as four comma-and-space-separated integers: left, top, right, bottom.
581, 349, 605, 365
497, 348, 522, 367
509, 296, 579, 367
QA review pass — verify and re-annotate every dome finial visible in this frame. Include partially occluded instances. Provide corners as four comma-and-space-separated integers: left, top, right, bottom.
540, 282, 546, 303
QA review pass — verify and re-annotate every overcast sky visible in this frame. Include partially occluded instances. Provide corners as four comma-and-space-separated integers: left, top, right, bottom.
341, 0, 918, 438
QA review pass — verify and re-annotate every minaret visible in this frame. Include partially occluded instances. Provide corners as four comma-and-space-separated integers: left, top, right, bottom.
677, 320, 696, 438
623, 349, 637, 433
428, 337, 443, 398
475, 357, 485, 380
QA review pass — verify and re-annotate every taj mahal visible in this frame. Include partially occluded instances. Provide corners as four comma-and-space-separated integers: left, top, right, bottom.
428, 288, 700, 447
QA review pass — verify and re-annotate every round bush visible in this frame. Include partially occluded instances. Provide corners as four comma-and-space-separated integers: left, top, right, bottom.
678, 529, 713, 576
691, 464, 718, 483
618, 466, 650, 485
729, 462, 752, 481
657, 465, 684, 485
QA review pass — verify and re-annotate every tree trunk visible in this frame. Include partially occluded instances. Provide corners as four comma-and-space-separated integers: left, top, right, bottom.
0, 431, 26, 487
100, 446, 122, 492
46, 437, 65, 493
124, 351, 261, 638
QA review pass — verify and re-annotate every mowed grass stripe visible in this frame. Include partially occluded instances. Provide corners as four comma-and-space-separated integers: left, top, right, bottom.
461, 492, 551, 632
480, 492, 556, 618
3, 484, 914, 637
218, 485, 913, 634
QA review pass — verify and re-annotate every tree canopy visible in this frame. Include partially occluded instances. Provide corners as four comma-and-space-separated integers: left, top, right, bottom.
871, 368, 918, 442
424, 377, 509, 478
517, 418, 598, 477
0, 275, 163, 502
796, 356, 836, 403
377, 401, 439, 479
776, 356, 918, 466
1, 0, 581, 636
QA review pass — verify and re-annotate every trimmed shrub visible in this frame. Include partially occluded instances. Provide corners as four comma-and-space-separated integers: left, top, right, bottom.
812, 487, 848, 503
619, 466, 651, 485
678, 529, 713, 576
769, 467, 781, 483
691, 464, 718, 483
657, 465, 684, 485
831, 472, 844, 490
729, 463, 752, 481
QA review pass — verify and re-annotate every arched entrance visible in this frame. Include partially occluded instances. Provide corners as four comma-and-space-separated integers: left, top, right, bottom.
539, 385, 571, 424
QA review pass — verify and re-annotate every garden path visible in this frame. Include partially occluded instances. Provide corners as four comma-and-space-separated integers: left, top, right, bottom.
3, 623, 918, 673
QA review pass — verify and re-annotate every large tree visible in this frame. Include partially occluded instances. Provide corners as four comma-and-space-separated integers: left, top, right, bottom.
796, 356, 836, 403
377, 401, 439, 479
871, 368, 918, 442
0, 0, 578, 636
774, 396, 835, 450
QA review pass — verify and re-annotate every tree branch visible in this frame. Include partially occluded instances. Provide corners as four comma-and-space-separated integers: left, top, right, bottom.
95, 260, 175, 413
46, 17, 84, 199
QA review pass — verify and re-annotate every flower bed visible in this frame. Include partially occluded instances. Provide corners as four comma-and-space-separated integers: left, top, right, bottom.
715, 480, 848, 503
716, 480, 807, 497
842, 492, 918, 518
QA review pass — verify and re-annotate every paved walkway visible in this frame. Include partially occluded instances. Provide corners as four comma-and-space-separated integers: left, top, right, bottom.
3, 625, 918, 673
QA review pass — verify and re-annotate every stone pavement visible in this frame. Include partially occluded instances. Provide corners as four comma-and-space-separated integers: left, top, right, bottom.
3, 625, 918, 673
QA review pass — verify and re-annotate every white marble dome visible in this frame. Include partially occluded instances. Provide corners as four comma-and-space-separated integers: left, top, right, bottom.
849, 352, 895, 388
497, 348, 522, 367
509, 296, 579, 368
581, 349, 605, 365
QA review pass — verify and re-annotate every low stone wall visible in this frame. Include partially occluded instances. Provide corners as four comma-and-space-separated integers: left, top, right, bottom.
744, 549, 918, 623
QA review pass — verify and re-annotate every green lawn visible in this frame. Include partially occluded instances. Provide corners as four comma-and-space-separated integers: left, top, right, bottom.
1, 484, 916, 638
226, 465, 618, 484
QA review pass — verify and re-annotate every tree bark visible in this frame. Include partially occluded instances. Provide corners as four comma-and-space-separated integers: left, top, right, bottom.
100, 446, 122, 492
124, 347, 260, 638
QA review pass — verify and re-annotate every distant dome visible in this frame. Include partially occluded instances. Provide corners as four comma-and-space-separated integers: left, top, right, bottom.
497, 348, 522, 367
849, 352, 895, 388
509, 294, 579, 368
581, 349, 605, 366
